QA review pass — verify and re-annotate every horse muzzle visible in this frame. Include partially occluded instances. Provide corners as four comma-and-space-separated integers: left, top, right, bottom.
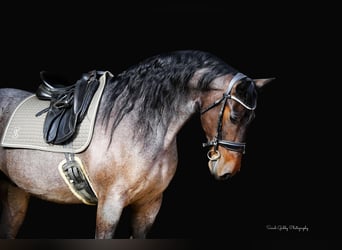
207, 149, 232, 181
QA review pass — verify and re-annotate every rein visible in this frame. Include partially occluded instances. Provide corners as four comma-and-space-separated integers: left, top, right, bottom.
200, 73, 256, 158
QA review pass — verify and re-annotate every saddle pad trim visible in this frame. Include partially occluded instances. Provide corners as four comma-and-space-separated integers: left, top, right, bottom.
58, 156, 98, 205
1, 71, 111, 153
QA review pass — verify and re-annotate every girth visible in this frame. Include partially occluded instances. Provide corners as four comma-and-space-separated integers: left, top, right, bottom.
36, 70, 102, 145
58, 154, 98, 205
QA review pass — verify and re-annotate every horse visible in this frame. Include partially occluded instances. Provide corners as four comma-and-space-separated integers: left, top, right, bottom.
0, 50, 273, 239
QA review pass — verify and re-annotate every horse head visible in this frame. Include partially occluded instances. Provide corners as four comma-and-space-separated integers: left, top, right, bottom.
200, 72, 274, 180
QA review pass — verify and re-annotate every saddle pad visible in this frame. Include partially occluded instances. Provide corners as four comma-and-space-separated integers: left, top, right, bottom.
1, 71, 110, 153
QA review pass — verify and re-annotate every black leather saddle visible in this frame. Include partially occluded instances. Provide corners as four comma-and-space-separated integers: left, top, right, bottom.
36, 70, 101, 145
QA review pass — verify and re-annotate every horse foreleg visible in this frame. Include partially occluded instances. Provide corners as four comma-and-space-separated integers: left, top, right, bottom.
95, 193, 124, 239
130, 194, 163, 239
0, 180, 30, 239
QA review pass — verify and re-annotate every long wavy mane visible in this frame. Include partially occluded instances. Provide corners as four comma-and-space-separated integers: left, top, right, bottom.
100, 50, 237, 145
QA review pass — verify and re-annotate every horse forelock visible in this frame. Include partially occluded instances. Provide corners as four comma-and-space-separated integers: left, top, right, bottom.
99, 50, 237, 147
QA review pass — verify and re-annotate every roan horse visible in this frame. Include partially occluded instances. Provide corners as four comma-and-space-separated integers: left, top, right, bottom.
0, 50, 273, 239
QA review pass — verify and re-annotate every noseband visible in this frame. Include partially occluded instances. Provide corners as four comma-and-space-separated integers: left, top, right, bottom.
201, 73, 256, 157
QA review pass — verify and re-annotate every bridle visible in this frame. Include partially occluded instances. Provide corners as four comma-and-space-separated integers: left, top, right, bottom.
200, 72, 256, 161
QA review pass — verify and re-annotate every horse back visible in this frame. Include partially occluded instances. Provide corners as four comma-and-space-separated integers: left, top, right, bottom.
0, 89, 32, 171
0, 88, 32, 130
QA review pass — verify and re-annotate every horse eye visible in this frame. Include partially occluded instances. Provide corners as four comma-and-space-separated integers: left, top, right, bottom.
230, 113, 241, 123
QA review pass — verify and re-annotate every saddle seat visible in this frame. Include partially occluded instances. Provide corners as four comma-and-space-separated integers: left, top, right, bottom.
35, 70, 101, 145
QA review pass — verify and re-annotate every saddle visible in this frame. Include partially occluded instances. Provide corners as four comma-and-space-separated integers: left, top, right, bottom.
36, 70, 101, 145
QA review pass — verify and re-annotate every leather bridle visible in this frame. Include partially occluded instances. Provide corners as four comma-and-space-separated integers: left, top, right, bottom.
200, 73, 256, 160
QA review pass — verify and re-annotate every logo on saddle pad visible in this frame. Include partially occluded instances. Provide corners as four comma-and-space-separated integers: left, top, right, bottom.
12, 127, 20, 138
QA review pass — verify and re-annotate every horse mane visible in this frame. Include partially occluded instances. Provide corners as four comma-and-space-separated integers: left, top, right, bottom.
100, 50, 238, 146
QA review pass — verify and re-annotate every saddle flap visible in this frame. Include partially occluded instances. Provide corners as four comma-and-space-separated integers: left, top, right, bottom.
43, 107, 66, 143
37, 70, 101, 145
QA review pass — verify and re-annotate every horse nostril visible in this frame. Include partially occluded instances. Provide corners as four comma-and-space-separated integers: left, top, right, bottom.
219, 173, 232, 181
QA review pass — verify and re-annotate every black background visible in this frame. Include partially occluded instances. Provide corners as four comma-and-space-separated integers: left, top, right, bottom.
0, 2, 340, 249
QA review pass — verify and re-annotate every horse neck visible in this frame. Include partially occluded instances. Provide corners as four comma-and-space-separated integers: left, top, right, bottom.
124, 95, 199, 152
97, 90, 200, 153
162, 97, 199, 149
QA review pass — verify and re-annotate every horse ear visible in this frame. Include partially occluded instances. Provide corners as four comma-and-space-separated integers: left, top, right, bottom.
253, 78, 275, 88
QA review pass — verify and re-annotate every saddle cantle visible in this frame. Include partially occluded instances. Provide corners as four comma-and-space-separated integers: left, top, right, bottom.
36, 71, 73, 100
36, 70, 101, 145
